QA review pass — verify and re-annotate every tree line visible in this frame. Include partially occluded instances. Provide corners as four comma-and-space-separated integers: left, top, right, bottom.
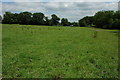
0, 10, 119, 29
79, 11, 120, 29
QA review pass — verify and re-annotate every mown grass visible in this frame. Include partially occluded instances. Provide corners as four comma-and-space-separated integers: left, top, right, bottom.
2, 24, 119, 78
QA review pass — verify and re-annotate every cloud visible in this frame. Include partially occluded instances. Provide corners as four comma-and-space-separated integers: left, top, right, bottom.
2, 2, 118, 22
48, 0, 118, 2
2, 0, 119, 2
2, 0, 41, 2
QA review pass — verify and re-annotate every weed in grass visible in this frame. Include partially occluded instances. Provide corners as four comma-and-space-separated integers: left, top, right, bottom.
93, 31, 98, 38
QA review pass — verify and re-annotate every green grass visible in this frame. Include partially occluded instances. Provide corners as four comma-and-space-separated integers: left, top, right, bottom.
2, 24, 119, 78
0, 24, 2, 78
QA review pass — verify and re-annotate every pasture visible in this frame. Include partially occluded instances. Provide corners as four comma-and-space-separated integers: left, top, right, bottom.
2, 24, 119, 78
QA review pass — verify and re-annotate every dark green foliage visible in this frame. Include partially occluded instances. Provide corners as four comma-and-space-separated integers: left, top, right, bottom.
50, 14, 60, 26
2, 12, 19, 24
71, 22, 79, 26
0, 15, 2, 23
79, 20, 87, 27
94, 11, 114, 29
112, 19, 120, 29
61, 18, 70, 26
12, 13, 19, 24
94, 11, 119, 29
18, 12, 32, 25
2, 10, 120, 29
32, 12, 45, 25
44, 17, 50, 26
2, 12, 12, 24
78, 11, 120, 29
79, 16, 94, 27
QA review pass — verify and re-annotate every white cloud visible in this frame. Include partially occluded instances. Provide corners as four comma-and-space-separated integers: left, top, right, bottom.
0, 3, 1, 10
3, 0, 41, 2
50, 0, 118, 2
2, 0, 119, 2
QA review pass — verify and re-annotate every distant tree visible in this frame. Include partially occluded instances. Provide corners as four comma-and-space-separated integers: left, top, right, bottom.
2, 10, 119, 29
78, 20, 87, 27
93, 10, 120, 29
48, 19, 53, 26
61, 18, 70, 26
2, 12, 14, 24
12, 13, 19, 24
94, 11, 114, 29
113, 11, 120, 29
112, 19, 119, 29
44, 17, 50, 26
51, 14, 60, 26
0, 15, 2, 23
78, 16, 94, 27
113, 11, 120, 19
32, 12, 45, 25
71, 22, 79, 27
18, 11, 32, 25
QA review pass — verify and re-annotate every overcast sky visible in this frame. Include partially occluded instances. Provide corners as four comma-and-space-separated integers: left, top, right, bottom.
2, 0, 119, 2
1, 0, 119, 22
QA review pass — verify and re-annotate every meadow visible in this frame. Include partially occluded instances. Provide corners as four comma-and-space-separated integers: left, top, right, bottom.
2, 24, 119, 78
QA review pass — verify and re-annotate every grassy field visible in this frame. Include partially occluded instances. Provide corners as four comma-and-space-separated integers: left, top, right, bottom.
2, 24, 119, 78
0, 24, 2, 78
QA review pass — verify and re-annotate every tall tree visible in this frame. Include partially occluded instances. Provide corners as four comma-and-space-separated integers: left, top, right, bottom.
94, 11, 114, 29
44, 17, 50, 26
78, 16, 94, 27
32, 12, 45, 25
18, 11, 32, 25
2, 12, 14, 24
51, 14, 60, 26
61, 18, 70, 26
78, 19, 87, 27
71, 22, 79, 26
0, 15, 2, 23
113, 11, 120, 29
12, 13, 19, 24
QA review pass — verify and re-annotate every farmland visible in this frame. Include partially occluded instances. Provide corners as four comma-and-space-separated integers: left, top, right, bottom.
2, 24, 119, 78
